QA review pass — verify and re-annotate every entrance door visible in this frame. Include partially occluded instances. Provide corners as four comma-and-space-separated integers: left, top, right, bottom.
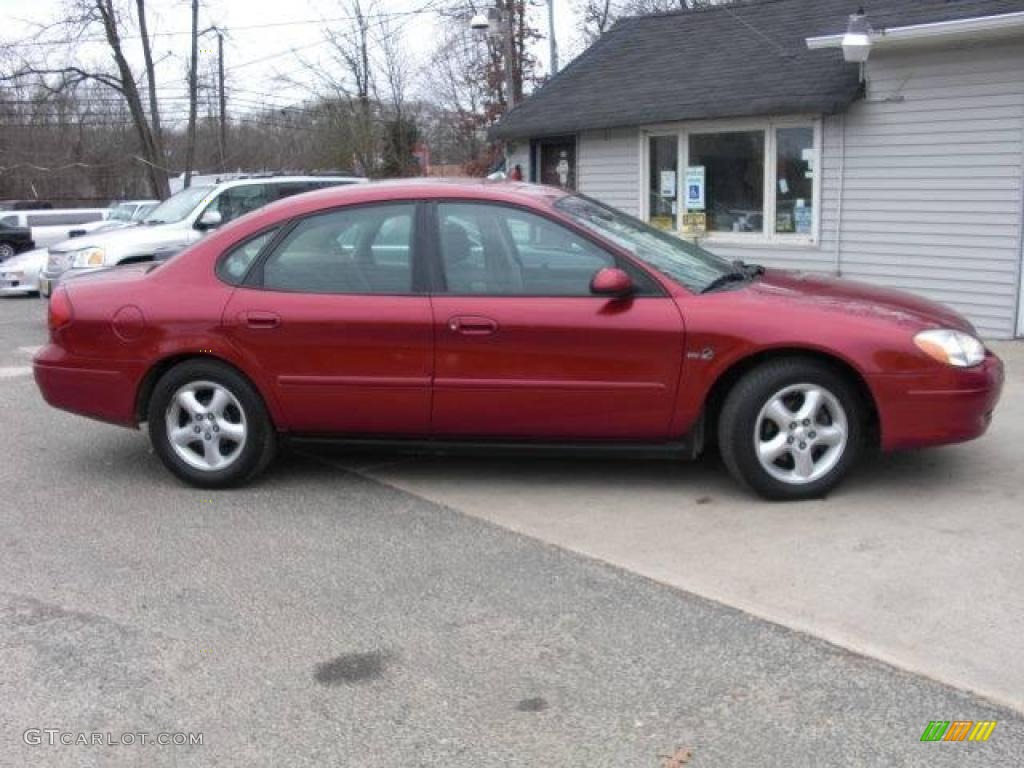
429, 201, 683, 440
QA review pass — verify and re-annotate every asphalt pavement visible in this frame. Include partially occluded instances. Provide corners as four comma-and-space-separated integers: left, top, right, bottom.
1, 295, 1022, 767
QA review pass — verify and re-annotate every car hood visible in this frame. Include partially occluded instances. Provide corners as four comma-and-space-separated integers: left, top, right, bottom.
48, 220, 189, 258
745, 270, 975, 334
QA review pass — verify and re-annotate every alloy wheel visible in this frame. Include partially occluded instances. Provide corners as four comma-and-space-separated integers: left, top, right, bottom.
164, 380, 248, 472
753, 382, 848, 485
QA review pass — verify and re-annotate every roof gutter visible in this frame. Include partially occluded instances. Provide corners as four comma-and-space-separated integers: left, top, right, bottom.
806, 10, 1024, 50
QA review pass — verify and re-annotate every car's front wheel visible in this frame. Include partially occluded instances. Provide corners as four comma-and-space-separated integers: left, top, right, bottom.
718, 359, 865, 500
147, 359, 276, 488
0, 242, 16, 261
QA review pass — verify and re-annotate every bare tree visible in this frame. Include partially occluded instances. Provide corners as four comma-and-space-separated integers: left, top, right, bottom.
316, 0, 380, 176
1, 0, 171, 198
135, 0, 164, 170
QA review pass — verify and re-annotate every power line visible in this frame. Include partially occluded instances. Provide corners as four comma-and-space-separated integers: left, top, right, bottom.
5, 4, 471, 49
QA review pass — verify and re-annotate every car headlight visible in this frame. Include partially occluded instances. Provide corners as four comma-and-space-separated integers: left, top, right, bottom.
914, 329, 986, 368
70, 247, 106, 268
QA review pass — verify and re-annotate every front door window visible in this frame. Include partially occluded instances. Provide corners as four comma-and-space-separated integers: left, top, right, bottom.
437, 202, 614, 296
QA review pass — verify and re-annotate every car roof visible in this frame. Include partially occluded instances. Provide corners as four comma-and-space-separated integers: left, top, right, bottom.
208, 175, 366, 192
264, 179, 571, 210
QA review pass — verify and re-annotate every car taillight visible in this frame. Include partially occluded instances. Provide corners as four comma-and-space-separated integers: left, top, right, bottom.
48, 286, 74, 331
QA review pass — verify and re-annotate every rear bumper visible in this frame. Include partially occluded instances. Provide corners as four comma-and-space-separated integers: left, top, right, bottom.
870, 352, 1004, 451
33, 345, 142, 428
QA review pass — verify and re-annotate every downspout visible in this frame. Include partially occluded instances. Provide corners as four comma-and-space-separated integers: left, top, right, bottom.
834, 112, 846, 276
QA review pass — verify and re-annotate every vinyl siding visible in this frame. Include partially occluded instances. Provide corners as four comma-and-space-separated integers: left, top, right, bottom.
577, 129, 641, 216
834, 41, 1024, 338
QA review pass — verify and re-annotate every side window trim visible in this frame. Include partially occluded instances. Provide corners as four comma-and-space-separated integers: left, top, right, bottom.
245, 200, 428, 295
428, 199, 666, 298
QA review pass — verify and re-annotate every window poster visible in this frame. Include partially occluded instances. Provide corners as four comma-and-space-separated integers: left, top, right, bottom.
660, 170, 676, 199
794, 199, 813, 234
685, 166, 705, 211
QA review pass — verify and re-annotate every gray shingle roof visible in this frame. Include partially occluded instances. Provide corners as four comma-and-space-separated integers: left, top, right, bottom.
491, 0, 1024, 139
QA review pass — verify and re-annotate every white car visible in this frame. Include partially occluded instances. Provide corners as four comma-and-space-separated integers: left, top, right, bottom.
0, 247, 48, 296
40, 174, 365, 296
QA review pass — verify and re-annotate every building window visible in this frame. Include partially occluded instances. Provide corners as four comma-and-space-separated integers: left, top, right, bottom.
647, 135, 678, 231
645, 120, 819, 242
774, 126, 815, 235
688, 131, 765, 234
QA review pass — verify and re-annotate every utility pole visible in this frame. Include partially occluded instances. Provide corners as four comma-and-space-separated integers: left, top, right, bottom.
184, 0, 199, 188
503, 0, 516, 109
469, 2, 517, 109
217, 28, 226, 171
547, 0, 559, 75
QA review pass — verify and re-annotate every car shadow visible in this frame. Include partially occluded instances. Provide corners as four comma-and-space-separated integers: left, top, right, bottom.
277, 440, 985, 506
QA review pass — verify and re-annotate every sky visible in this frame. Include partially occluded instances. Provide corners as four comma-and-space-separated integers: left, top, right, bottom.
0, 0, 582, 123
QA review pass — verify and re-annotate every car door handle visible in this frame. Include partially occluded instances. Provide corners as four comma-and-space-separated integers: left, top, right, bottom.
448, 315, 498, 335
243, 311, 281, 329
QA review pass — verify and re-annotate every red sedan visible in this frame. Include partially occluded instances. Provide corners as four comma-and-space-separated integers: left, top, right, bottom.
34, 181, 1003, 500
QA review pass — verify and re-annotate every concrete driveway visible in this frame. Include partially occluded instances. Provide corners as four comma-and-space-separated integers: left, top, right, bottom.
338, 341, 1024, 713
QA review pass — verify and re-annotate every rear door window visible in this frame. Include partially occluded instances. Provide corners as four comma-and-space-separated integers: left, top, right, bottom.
261, 204, 415, 295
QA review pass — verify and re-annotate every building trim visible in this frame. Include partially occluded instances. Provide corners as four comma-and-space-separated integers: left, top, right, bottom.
806, 11, 1024, 50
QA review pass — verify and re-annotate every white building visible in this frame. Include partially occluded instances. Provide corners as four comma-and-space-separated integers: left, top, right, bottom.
493, 0, 1024, 338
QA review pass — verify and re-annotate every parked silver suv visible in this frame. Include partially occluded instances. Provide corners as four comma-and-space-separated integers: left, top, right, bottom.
39, 175, 364, 296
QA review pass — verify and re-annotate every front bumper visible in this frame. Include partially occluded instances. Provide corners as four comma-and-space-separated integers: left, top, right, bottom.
870, 352, 1004, 451
0, 271, 41, 295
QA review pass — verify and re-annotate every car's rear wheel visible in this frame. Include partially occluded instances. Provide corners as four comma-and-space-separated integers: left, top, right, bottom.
718, 359, 864, 500
147, 359, 276, 488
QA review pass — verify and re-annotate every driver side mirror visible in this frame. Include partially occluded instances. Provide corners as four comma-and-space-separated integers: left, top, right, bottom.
590, 267, 634, 298
196, 210, 222, 231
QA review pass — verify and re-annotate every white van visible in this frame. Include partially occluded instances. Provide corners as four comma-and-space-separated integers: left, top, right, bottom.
0, 209, 109, 249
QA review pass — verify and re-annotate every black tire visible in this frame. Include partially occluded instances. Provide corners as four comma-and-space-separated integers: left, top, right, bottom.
147, 359, 276, 488
718, 358, 865, 501
0, 242, 15, 261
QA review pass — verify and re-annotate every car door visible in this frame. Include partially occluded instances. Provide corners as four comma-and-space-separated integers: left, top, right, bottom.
429, 201, 685, 440
221, 201, 433, 435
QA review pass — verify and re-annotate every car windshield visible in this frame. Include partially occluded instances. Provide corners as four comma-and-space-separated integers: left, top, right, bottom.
108, 204, 136, 222
554, 194, 733, 293
144, 186, 214, 224
131, 203, 157, 222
